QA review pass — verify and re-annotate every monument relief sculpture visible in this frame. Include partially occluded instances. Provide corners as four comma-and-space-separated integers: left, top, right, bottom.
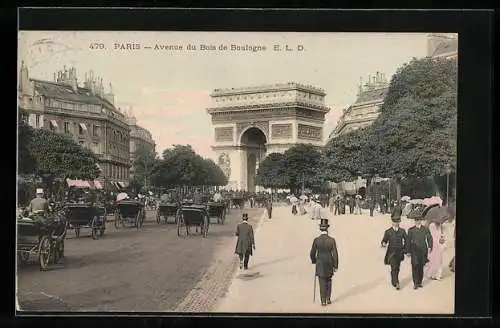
218, 152, 231, 178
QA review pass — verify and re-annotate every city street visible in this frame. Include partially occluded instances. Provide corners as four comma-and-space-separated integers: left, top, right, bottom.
216, 206, 455, 314
17, 207, 265, 312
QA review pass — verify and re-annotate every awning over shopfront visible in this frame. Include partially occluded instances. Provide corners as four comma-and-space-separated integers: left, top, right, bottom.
50, 120, 58, 128
66, 178, 103, 189
79, 123, 87, 131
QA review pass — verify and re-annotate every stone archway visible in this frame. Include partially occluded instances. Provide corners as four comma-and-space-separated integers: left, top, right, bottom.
240, 127, 267, 192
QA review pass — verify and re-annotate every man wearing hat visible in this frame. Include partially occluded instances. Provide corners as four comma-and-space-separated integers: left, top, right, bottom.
406, 216, 433, 289
381, 213, 407, 290
235, 213, 256, 270
310, 218, 339, 306
391, 201, 403, 221
27, 188, 49, 214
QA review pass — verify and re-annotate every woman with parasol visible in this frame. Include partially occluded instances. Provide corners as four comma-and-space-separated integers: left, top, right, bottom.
422, 203, 450, 281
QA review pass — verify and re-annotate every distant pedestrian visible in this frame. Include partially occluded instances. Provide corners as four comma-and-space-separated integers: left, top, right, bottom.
391, 202, 403, 221
406, 216, 433, 289
368, 197, 375, 217
310, 219, 339, 306
328, 195, 335, 214
354, 195, 362, 214
235, 213, 256, 270
266, 198, 273, 219
348, 196, 355, 214
381, 214, 407, 290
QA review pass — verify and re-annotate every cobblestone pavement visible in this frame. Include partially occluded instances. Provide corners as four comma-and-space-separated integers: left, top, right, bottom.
17, 207, 264, 312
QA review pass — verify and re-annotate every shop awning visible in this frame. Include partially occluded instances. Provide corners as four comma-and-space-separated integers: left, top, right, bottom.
66, 178, 94, 189
50, 120, 58, 128
94, 180, 103, 189
79, 123, 87, 131
117, 181, 127, 188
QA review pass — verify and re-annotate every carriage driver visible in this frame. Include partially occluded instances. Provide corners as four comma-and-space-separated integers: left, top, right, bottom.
27, 188, 49, 214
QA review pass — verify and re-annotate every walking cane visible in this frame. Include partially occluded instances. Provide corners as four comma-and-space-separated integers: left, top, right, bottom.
313, 274, 317, 303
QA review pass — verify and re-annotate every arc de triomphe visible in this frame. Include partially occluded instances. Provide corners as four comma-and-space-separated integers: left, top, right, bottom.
206, 83, 330, 192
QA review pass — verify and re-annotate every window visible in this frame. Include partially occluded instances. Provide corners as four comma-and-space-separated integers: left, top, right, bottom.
64, 122, 70, 133
93, 125, 100, 137
35, 114, 40, 128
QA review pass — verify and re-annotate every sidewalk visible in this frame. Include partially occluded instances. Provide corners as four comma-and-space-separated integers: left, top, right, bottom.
215, 206, 455, 314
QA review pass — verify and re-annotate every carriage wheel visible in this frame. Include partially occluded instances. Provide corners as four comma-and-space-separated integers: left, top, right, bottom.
177, 215, 183, 237
91, 216, 100, 240
203, 215, 209, 238
38, 236, 52, 271
156, 210, 161, 224
114, 211, 120, 229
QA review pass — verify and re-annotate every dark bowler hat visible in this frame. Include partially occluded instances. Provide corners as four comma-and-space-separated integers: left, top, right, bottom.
391, 216, 401, 223
242, 213, 249, 221
319, 218, 330, 229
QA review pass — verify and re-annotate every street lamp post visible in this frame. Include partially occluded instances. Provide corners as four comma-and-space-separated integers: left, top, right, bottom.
445, 164, 452, 206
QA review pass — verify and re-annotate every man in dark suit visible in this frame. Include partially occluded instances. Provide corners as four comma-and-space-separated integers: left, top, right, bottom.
310, 219, 339, 306
391, 201, 403, 221
406, 216, 433, 289
266, 198, 273, 219
381, 214, 407, 290
235, 213, 256, 270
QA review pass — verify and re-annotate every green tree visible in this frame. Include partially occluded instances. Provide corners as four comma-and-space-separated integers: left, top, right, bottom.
282, 144, 328, 194
28, 128, 100, 196
371, 57, 457, 200
255, 152, 287, 189
130, 146, 158, 191
18, 121, 36, 175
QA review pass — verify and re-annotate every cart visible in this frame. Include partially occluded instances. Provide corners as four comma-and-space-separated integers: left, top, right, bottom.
206, 201, 227, 224
177, 205, 209, 238
17, 211, 67, 271
65, 203, 107, 239
156, 202, 180, 224
114, 199, 146, 230
231, 197, 246, 209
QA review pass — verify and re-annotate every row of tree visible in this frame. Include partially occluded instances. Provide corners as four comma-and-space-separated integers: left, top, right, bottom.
132, 144, 228, 192
256, 57, 457, 200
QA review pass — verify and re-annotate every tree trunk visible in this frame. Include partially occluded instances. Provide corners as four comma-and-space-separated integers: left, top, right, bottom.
395, 178, 402, 204
431, 175, 441, 197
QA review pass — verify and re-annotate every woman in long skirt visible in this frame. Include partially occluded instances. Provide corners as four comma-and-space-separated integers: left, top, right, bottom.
425, 221, 445, 280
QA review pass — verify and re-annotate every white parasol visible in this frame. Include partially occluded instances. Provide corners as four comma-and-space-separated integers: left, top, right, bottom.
401, 196, 411, 202
355, 194, 362, 199
116, 192, 128, 201
300, 195, 308, 200
421, 196, 443, 206
289, 196, 298, 203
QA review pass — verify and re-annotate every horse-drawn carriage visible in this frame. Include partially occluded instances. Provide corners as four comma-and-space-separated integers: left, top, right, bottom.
231, 196, 246, 209
177, 205, 209, 237
114, 199, 146, 230
17, 210, 67, 271
65, 203, 106, 239
206, 201, 226, 224
156, 202, 180, 224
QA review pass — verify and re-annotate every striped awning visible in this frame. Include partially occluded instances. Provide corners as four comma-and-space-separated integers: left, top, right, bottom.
79, 123, 87, 131
66, 178, 102, 189
50, 120, 58, 128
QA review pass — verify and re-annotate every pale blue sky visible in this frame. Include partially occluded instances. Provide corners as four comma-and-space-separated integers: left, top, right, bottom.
18, 31, 429, 158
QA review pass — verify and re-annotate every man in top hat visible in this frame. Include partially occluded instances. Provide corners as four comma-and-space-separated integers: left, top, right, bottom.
381, 213, 407, 290
235, 213, 256, 270
406, 215, 433, 289
27, 188, 49, 214
310, 218, 339, 306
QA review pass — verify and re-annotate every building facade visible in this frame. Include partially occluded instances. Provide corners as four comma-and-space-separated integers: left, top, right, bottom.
427, 33, 458, 60
18, 62, 131, 186
329, 72, 389, 140
206, 82, 330, 192
126, 110, 156, 180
